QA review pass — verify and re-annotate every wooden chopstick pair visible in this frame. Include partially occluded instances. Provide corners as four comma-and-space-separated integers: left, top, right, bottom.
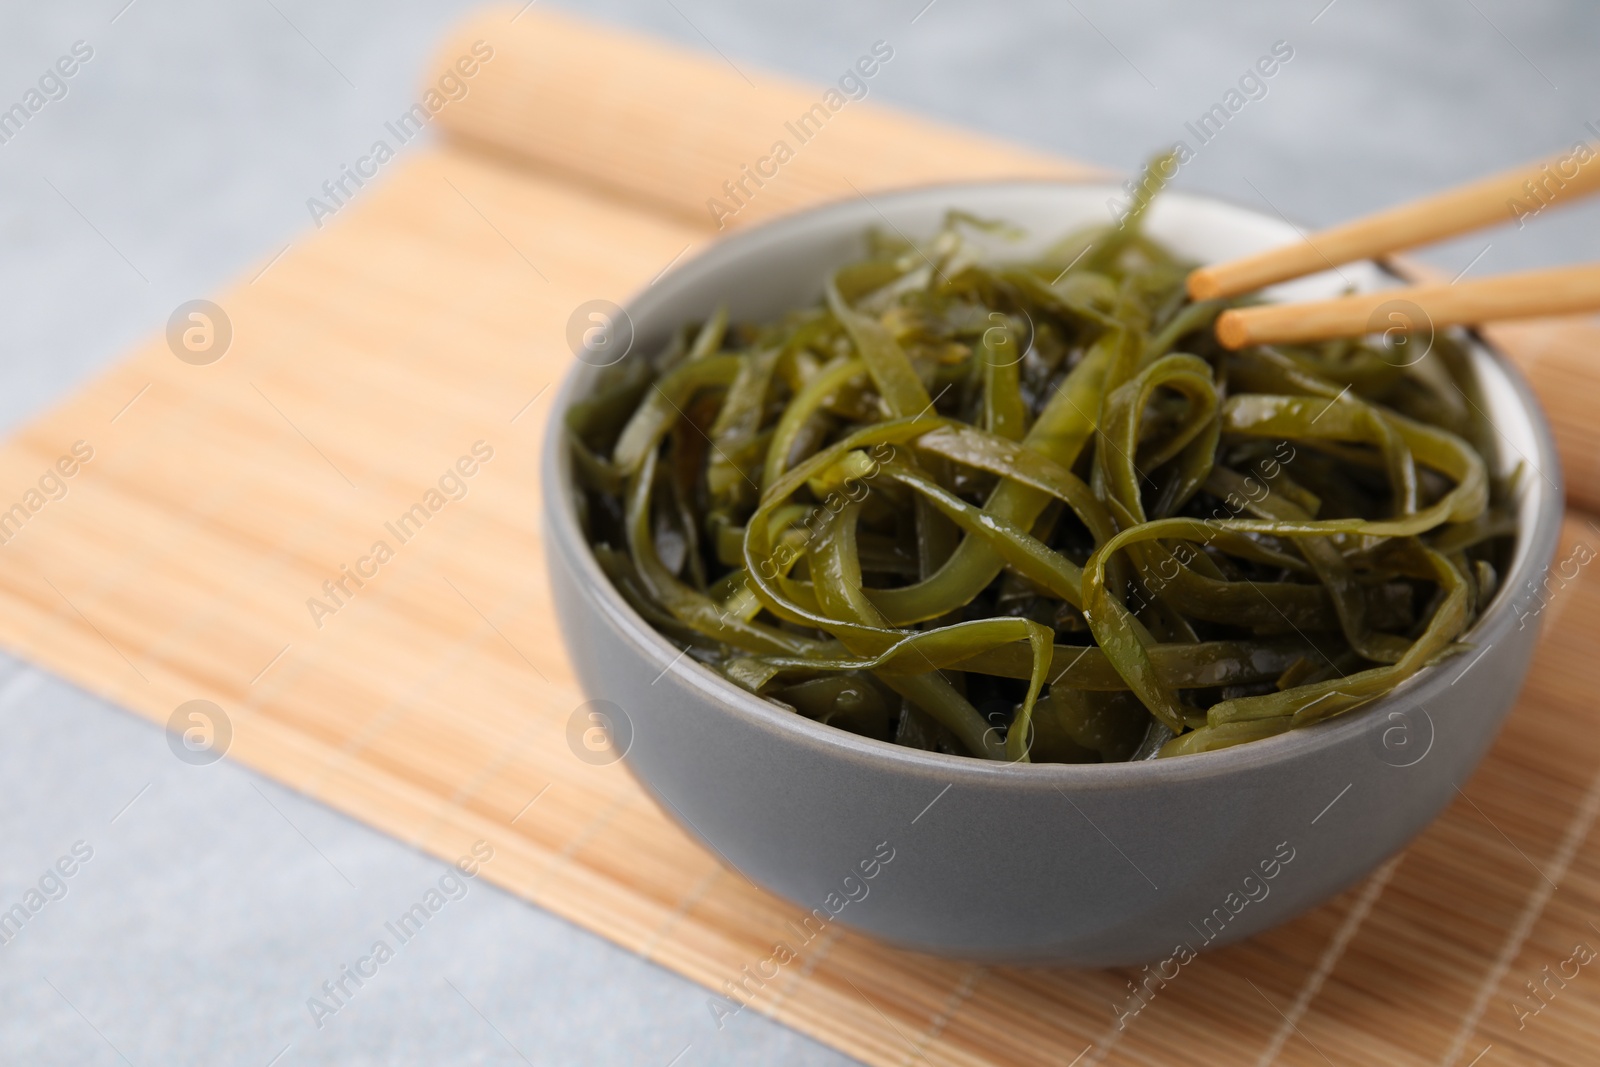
1187, 147, 1600, 349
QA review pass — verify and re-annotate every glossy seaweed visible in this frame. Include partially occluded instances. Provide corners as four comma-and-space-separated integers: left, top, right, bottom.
568, 174, 1513, 762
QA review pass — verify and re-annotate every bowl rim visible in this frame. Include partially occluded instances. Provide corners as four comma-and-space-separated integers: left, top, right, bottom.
542, 177, 1565, 790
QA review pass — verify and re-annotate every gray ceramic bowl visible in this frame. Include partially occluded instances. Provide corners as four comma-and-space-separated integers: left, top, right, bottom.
543, 182, 1562, 967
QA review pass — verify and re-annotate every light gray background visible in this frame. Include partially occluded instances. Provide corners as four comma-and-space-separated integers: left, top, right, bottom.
0, 1, 1594, 1064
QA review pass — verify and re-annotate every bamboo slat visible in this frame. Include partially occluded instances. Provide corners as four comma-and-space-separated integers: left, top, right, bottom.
2, 7, 1598, 1065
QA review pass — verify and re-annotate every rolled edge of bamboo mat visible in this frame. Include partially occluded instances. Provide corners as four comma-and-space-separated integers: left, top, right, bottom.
425, 6, 1099, 230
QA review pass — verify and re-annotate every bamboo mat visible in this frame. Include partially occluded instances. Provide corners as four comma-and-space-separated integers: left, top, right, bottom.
8, 7, 1600, 1064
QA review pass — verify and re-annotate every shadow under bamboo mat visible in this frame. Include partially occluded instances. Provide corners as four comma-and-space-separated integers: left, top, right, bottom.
6, 7, 1600, 1065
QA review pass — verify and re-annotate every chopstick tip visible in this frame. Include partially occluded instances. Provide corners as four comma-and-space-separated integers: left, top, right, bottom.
1214, 310, 1249, 350
1187, 268, 1222, 301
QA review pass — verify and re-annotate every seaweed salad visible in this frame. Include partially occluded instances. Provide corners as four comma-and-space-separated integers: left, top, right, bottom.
567, 168, 1516, 762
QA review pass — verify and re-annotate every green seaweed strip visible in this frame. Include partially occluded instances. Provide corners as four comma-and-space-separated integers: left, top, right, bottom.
575, 165, 1513, 763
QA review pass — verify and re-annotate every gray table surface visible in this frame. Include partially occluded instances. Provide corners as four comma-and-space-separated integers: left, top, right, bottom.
0, 2, 1595, 1064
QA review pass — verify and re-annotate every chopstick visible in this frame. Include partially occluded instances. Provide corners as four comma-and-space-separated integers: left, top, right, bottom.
1213, 263, 1600, 349
1187, 146, 1600, 301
